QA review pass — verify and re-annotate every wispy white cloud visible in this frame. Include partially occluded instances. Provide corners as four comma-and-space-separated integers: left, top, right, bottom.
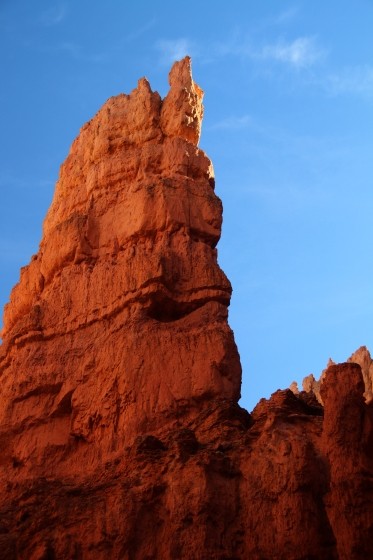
190, 33, 324, 70
155, 38, 193, 65
207, 115, 252, 131
28, 41, 107, 63
40, 4, 67, 26
57, 42, 106, 62
260, 37, 324, 68
326, 65, 373, 97
273, 6, 299, 25
225, 116, 361, 213
125, 18, 157, 43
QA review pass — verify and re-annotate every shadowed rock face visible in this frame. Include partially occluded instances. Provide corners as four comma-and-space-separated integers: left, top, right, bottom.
0, 58, 372, 560
294, 346, 373, 405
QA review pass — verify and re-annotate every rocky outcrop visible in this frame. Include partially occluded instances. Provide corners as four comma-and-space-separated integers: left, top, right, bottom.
293, 346, 373, 404
321, 363, 373, 559
0, 58, 372, 559
0, 56, 240, 480
348, 346, 373, 402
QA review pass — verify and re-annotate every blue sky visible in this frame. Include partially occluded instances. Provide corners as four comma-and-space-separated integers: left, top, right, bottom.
1, 1, 372, 411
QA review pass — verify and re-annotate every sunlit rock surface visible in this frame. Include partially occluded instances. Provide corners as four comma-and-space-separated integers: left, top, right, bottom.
0, 58, 372, 560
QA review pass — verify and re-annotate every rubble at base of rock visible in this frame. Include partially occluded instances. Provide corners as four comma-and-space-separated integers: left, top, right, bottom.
0, 58, 372, 560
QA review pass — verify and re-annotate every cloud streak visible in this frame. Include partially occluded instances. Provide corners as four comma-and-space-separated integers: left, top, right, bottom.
273, 6, 299, 25
207, 115, 252, 131
27, 40, 107, 63
181, 33, 324, 70
125, 18, 157, 43
57, 42, 107, 62
260, 36, 324, 68
326, 65, 373, 97
40, 4, 67, 26
155, 31, 372, 101
156, 38, 193, 65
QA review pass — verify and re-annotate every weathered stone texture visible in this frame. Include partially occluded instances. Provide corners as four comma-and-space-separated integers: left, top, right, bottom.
0, 58, 372, 559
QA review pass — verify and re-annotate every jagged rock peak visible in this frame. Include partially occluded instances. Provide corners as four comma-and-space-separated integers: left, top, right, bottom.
292, 346, 373, 404
160, 55, 204, 144
348, 346, 373, 402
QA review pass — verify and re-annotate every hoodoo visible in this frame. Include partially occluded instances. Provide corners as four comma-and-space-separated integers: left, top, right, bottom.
0, 58, 372, 559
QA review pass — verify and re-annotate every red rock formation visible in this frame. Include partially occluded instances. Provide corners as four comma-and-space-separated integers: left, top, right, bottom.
0, 57, 240, 479
0, 58, 372, 559
348, 346, 373, 402
321, 363, 373, 559
293, 346, 373, 404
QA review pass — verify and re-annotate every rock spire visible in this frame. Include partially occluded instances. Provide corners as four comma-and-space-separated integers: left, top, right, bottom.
0, 58, 372, 560
0, 56, 241, 476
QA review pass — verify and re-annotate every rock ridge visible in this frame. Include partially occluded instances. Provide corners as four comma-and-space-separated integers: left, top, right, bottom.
291, 345, 373, 404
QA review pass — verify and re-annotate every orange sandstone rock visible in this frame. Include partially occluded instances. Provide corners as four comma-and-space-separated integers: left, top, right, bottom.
0, 58, 372, 560
0, 57, 240, 480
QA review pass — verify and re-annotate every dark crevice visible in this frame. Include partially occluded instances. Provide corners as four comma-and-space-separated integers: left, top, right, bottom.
147, 293, 228, 323
147, 298, 196, 322
13, 383, 63, 404
51, 390, 74, 417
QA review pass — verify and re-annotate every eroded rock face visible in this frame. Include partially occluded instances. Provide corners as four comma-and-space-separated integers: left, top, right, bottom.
348, 346, 373, 402
0, 57, 241, 479
321, 363, 373, 559
293, 346, 373, 404
0, 58, 372, 560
